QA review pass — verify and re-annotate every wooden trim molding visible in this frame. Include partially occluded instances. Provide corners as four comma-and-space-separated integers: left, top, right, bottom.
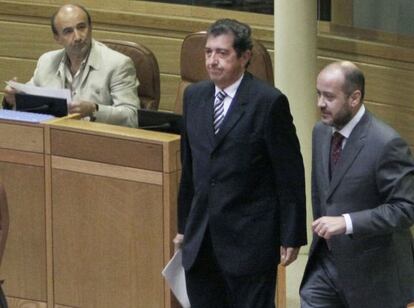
51, 156, 163, 185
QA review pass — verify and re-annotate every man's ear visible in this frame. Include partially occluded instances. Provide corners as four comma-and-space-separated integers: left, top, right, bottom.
241, 50, 252, 67
350, 90, 362, 107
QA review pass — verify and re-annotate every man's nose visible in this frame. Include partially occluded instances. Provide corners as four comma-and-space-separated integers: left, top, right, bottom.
73, 30, 81, 41
208, 53, 219, 65
317, 96, 325, 108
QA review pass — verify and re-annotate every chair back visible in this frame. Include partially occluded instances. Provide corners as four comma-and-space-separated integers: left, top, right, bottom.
174, 31, 274, 114
101, 39, 161, 110
0, 184, 9, 267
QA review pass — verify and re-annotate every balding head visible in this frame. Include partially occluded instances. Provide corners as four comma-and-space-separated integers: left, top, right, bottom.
51, 4, 91, 35
50, 4, 92, 60
321, 61, 365, 102
316, 61, 365, 129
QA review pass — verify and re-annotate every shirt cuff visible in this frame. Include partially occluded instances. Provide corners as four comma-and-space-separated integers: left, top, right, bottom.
342, 213, 353, 234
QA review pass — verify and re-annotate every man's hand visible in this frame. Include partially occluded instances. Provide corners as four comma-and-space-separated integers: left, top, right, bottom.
4, 77, 18, 107
312, 216, 346, 240
280, 246, 300, 267
173, 233, 184, 252
68, 100, 96, 117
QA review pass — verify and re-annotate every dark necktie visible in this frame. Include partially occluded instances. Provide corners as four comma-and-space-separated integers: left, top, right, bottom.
330, 132, 344, 178
213, 91, 227, 134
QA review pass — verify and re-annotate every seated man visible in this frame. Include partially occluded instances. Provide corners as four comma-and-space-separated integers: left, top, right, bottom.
3, 4, 139, 128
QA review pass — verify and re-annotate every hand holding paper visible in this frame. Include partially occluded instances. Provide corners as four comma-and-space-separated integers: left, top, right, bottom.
162, 249, 190, 308
6, 80, 71, 104
3, 78, 19, 107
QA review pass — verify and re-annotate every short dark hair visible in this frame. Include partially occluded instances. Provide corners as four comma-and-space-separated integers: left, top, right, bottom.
207, 18, 253, 58
51, 4, 92, 35
342, 64, 365, 101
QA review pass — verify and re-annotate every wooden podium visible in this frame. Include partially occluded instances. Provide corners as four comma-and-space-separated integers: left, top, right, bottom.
0, 115, 286, 308
0, 116, 180, 308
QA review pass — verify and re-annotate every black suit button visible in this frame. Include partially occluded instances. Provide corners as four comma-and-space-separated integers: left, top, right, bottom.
210, 179, 216, 186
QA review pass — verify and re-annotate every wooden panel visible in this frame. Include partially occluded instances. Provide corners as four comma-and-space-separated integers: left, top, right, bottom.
0, 21, 59, 60
0, 122, 44, 153
0, 163, 47, 301
52, 156, 163, 185
0, 148, 44, 167
50, 129, 164, 171
162, 171, 180, 308
318, 32, 414, 64
0, 21, 182, 74
6, 297, 47, 308
55, 305, 76, 308
162, 135, 181, 175
160, 74, 180, 112
0, 57, 36, 83
52, 169, 165, 308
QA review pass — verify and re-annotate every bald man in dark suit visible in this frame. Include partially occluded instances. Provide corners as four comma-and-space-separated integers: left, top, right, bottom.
300, 61, 414, 308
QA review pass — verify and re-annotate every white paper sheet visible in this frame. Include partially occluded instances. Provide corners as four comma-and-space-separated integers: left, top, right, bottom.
6, 80, 71, 104
162, 249, 190, 308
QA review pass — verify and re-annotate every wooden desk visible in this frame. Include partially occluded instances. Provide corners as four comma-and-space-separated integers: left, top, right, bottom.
0, 119, 50, 306
0, 117, 180, 308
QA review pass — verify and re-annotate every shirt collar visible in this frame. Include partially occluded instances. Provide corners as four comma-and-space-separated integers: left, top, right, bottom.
214, 74, 244, 99
334, 104, 366, 138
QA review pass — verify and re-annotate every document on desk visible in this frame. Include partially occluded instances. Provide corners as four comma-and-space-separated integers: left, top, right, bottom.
162, 249, 190, 308
6, 80, 71, 103
0, 109, 55, 123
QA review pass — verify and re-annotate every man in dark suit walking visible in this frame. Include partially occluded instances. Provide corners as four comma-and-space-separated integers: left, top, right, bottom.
300, 61, 414, 308
174, 19, 307, 307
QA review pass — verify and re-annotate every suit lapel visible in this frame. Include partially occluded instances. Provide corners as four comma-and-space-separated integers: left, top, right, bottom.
327, 112, 370, 198
80, 40, 100, 88
320, 127, 332, 188
55, 50, 68, 88
213, 74, 250, 149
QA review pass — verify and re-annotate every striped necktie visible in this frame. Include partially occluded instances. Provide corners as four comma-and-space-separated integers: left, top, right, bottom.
213, 91, 227, 134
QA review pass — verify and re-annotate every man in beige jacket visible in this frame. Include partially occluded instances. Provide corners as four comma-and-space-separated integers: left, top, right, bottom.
3, 4, 139, 127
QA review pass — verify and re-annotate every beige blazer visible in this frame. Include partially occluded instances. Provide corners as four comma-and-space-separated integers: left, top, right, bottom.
29, 40, 139, 127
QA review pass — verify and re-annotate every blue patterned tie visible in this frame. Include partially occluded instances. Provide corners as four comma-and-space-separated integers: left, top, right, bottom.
213, 91, 227, 134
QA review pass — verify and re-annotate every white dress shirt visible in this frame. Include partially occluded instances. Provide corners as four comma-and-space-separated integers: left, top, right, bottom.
334, 104, 366, 234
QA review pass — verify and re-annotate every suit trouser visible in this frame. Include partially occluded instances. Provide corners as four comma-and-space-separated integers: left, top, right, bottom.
300, 241, 348, 308
185, 229, 276, 308
300, 241, 411, 308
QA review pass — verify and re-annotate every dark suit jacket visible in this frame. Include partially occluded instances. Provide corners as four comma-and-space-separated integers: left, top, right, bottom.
303, 111, 414, 307
178, 72, 307, 276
